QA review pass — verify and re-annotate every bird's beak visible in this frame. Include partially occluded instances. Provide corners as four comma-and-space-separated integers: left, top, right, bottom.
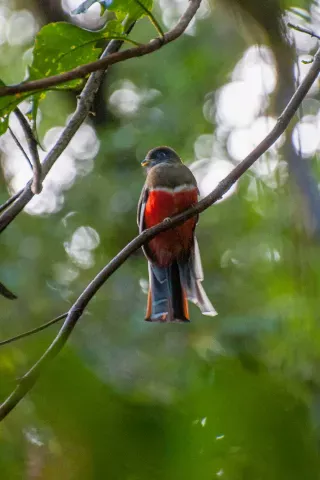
141, 159, 149, 167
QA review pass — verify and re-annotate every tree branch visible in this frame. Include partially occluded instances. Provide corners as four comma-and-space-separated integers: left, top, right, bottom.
14, 108, 42, 194
0, 313, 66, 347
288, 22, 320, 41
0, 0, 201, 97
1, 45, 320, 421
0, 1, 199, 235
8, 126, 33, 170
0, 189, 23, 215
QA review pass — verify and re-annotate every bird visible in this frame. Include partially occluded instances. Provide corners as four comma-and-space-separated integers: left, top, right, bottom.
137, 146, 217, 322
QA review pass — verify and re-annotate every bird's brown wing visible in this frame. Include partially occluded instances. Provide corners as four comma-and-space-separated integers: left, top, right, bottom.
137, 184, 156, 262
137, 183, 148, 233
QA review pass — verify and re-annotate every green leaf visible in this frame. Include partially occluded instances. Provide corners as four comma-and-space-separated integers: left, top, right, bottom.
29, 20, 124, 90
0, 112, 9, 135
105, 0, 154, 21
0, 79, 23, 135
0, 93, 27, 121
73, 0, 153, 21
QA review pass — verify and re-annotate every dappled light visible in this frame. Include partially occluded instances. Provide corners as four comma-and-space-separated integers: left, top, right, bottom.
64, 225, 100, 268
1, 118, 100, 214
6, 10, 38, 46
292, 117, 319, 157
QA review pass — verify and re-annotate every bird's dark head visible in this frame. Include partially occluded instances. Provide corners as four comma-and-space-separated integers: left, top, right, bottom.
141, 146, 182, 169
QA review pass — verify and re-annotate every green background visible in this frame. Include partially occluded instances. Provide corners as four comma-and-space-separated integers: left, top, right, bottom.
1, 0, 320, 478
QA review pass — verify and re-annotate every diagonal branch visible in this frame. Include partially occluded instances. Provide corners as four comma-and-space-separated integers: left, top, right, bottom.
1, 45, 320, 421
288, 22, 320, 41
0, 1, 200, 235
14, 108, 42, 194
0, 189, 23, 215
8, 126, 33, 170
0, 0, 201, 97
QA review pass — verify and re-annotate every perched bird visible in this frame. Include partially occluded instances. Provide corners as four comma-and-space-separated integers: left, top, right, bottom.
137, 146, 217, 322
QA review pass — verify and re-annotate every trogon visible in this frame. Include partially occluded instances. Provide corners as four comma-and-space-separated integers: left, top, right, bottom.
137, 146, 217, 322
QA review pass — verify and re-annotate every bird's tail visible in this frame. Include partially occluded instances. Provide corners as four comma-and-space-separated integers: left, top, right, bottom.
145, 238, 217, 322
145, 261, 190, 322
178, 238, 217, 317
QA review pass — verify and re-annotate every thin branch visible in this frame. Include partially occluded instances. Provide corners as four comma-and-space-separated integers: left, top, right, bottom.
14, 108, 42, 194
8, 127, 33, 170
0, 313, 66, 347
288, 22, 320, 41
0, 189, 23, 214
1, 45, 320, 421
0, 0, 201, 97
134, 0, 165, 37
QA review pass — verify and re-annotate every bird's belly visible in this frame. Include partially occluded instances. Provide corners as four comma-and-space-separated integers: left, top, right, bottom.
144, 188, 198, 266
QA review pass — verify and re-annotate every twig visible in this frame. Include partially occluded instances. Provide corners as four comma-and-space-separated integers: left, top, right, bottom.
14, 108, 42, 194
1, 44, 320, 421
134, 0, 165, 37
0, 2, 198, 235
0, 0, 201, 97
0, 189, 23, 214
0, 313, 66, 347
288, 22, 320, 41
8, 127, 33, 170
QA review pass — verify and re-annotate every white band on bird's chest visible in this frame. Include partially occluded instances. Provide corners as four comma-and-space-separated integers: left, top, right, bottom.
150, 184, 197, 193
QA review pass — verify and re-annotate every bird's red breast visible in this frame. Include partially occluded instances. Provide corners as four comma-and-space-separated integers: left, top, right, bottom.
144, 185, 198, 267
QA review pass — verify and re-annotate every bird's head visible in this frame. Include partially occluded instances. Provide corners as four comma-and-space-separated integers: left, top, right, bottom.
141, 146, 182, 169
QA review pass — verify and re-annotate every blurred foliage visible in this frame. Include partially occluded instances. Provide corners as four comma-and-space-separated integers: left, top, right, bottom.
1, 0, 320, 478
